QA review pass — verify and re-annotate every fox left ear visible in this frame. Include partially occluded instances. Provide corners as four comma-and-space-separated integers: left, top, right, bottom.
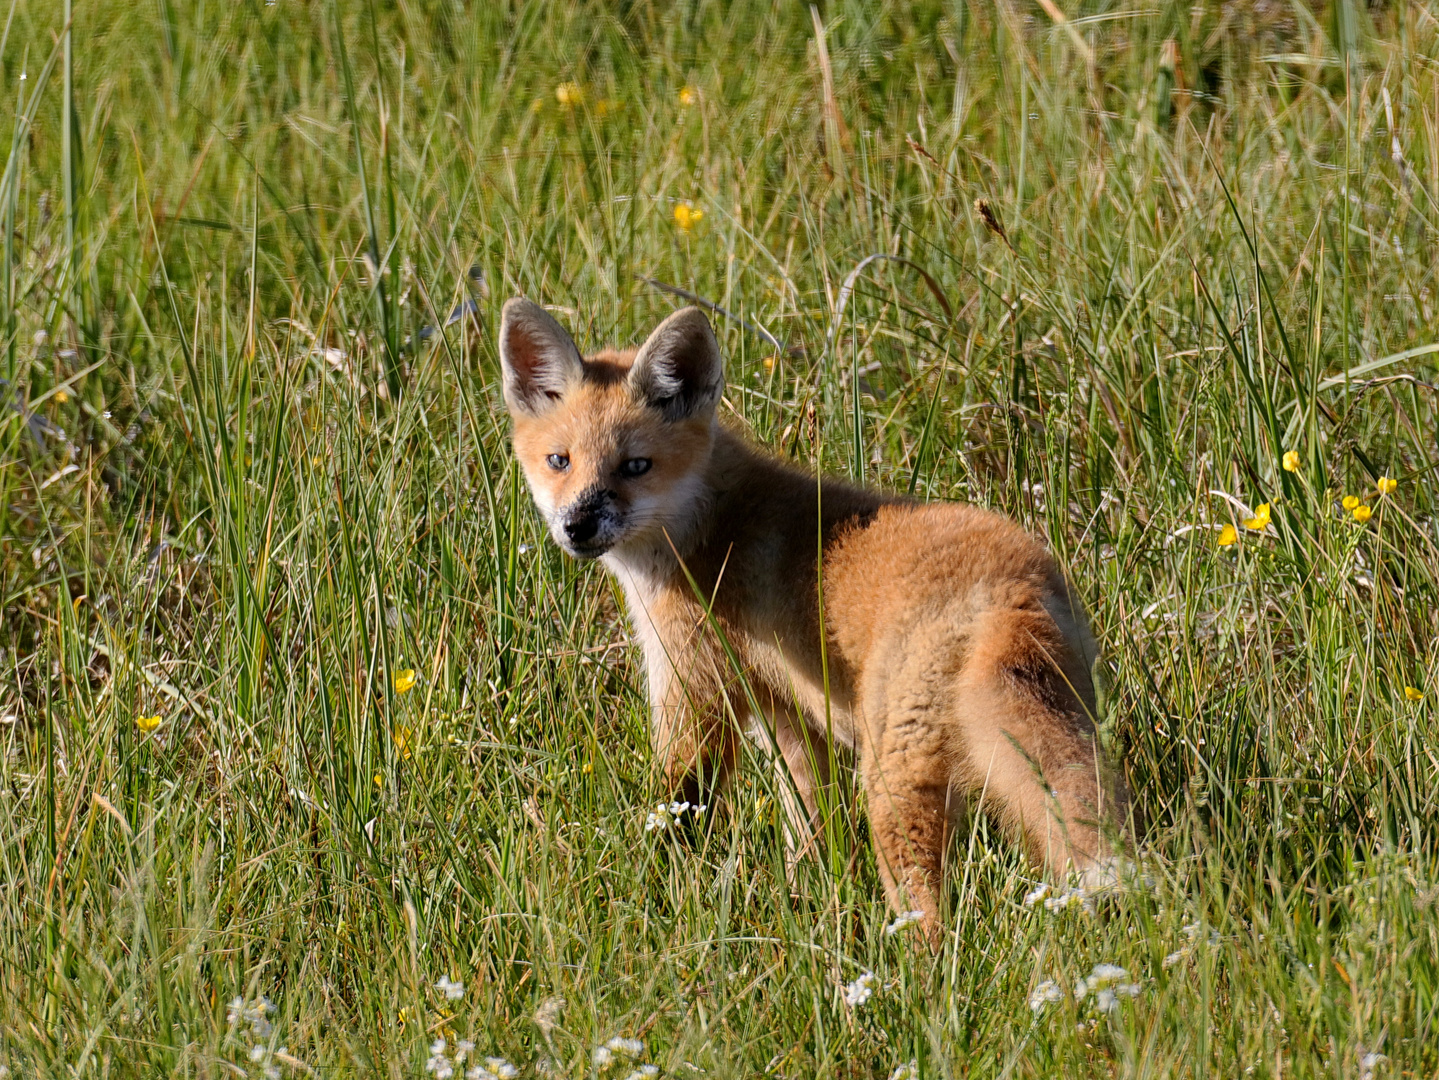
627, 307, 724, 421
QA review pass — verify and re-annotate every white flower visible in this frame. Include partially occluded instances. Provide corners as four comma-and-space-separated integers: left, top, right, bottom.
250, 1045, 268, 1063
1088, 964, 1128, 987
426, 1047, 455, 1079
1028, 979, 1063, 1013
1162, 947, 1189, 968
843, 971, 876, 1007
534, 996, 565, 1035
606, 1037, 644, 1058
885, 910, 925, 935
1076, 965, 1140, 1013
668, 800, 691, 816
435, 974, 465, 1000
621, 1069, 660, 1080
1359, 1050, 1387, 1080
454, 1041, 475, 1063
1043, 886, 1092, 914
1022, 884, 1049, 907
487, 1058, 519, 1079
227, 997, 246, 1026
594, 1046, 615, 1069
888, 1062, 918, 1080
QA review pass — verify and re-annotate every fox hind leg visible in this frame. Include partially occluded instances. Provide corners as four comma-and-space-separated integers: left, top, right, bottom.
956, 605, 1123, 881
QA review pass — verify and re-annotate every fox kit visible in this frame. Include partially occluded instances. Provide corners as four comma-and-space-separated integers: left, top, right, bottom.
499, 298, 1127, 939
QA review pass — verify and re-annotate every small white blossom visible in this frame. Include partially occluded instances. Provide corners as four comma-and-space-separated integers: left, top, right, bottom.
885, 910, 925, 935
1359, 1051, 1387, 1080
1162, 947, 1189, 968
843, 971, 876, 1007
888, 1063, 918, 1080
1022, 884, 1049, 907
250, 1045, 268, 1063
454, 1041, 475, 1063
426, 1041, 455, 1080
1028, 979, 1064, 1012
1043, 886, 1093, 914
1075, 965, 1141, 1013
534, 995, 565, 1036
646, 801, 705, 830
435, 974, 466, 1001
606, 1037, 644, 1058
488, 1058, 519, 1080
1089, 964, 1128, 986
593, 1046, 615, 1069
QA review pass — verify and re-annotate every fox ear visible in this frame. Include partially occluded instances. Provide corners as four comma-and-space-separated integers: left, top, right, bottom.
498, 297, 584, 414
627, 306, 724, 421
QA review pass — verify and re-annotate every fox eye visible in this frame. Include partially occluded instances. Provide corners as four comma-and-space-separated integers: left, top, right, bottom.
619, 458, 652, 478
546, 453, 570, 471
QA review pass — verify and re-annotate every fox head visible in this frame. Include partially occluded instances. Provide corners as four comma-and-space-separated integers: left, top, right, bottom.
498, 298, 724, 560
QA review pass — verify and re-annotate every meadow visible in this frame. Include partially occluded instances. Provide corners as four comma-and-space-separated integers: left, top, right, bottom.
2, 0, 1438, 1076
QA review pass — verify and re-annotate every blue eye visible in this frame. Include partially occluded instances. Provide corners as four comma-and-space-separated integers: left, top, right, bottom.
546, 453, 569, 471
619, 458, 652, 477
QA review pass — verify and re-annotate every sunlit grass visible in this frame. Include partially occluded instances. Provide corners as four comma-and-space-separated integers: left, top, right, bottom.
2, 2, 1438, 1077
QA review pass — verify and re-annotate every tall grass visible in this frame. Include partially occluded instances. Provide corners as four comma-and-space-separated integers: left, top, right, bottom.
2, 2, 1437, 1076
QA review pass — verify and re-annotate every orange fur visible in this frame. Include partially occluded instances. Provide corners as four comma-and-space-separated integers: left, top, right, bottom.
499, 299, 1129, 943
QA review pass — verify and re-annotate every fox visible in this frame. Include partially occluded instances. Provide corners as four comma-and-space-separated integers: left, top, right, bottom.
497, 297, 1129, 941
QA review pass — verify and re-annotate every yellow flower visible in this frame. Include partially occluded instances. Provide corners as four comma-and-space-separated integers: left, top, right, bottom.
581, 760, 593, 775
554, 81, 583, 107
393, 668, 417, 694
373, 771, 383, 787
595, 98, 621, 118
673, 202, 704, 232
1217, 523, 1238, 547
1243, 503, 1271, 531
1342, 495, 1360, 511
1404, 685, 1424, 701
678, 85, 697, 107
55, 389, 69, 404
1282, 450, 1300, 472
394, 726, 413, 760
1352, 504, 1372, 523
762, 355, 776, 372
1377, 475, 1398, 495
136, 714, 161, 733
397, 1007, 409, 1031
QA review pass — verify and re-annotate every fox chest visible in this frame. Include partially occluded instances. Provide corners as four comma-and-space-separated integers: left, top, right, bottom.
607, 556, 858, 747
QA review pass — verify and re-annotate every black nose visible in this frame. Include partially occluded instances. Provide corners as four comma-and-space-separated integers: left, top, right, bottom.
564, 516, 599, 544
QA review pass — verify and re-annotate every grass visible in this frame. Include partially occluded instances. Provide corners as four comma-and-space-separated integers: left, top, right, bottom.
2, 0, 1438, 1076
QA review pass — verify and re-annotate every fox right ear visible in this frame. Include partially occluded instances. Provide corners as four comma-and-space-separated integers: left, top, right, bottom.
498, 298, 584, 415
